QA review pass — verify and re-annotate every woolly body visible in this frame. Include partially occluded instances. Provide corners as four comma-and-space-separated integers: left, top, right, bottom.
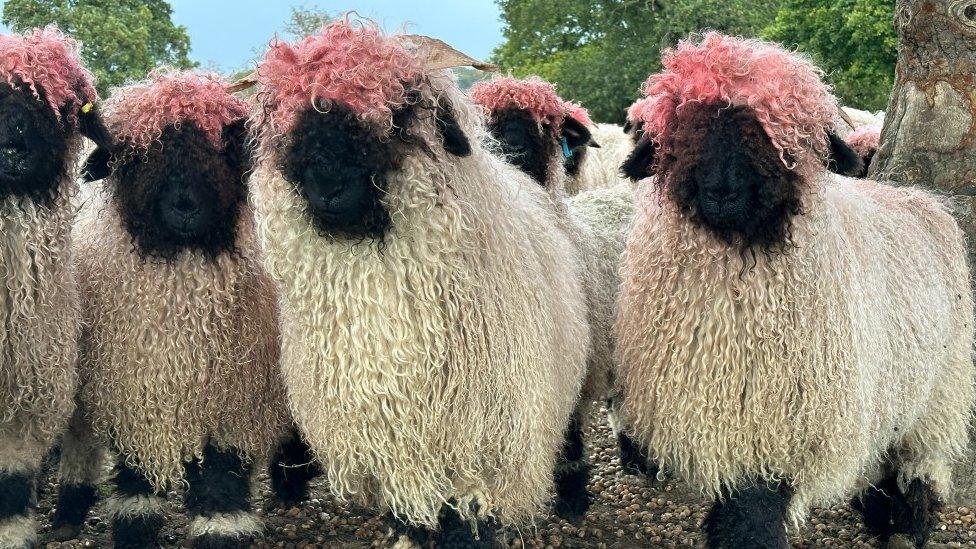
72, 195, 289, 487
567, 123, 634, 195
251, 63, 589, 526
616, 172, 974, 522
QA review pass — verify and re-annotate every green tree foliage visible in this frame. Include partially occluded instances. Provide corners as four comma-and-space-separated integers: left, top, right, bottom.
494, 0, 778, 123
763, 0, 896, 111
283, 5, 332, 40
2, 0, 196, 96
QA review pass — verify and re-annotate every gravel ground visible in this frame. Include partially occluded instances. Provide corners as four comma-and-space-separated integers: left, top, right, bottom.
35, 407, 976, 548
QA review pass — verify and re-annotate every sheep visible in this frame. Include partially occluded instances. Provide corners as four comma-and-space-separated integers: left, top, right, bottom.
0, 26, 109, 549
470, 76, 650, 518
247, 20, 590, 547
844, 124, 882, 177
615, 32, 974, 549
59, 71, 294, 549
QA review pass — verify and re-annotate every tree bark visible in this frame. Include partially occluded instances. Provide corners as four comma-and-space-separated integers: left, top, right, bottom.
870, 0, 976, 506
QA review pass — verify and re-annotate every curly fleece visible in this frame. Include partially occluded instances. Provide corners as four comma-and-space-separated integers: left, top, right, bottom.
103, 70, 249, 155
0, 26, 97, 127
470, 76, 568, 133
563, 101, 592, 127
250, 21, 589, 528
616, 172, 974, 523
632, 32, 836, 177
845, 124, 881, 159
570, 123, 635, 195
255, 19, 422, 137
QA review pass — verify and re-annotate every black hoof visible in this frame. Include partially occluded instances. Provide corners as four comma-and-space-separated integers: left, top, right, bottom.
269, 430, 321, 508
435, 507, 496, 549
554, 462, 592, 522
704, 481, 793, 549
51, 483, 98, 539
113, 514, 163, 549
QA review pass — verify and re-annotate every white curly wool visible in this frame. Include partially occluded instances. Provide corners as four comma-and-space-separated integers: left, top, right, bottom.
250, 74, 590, 528
566, 123, 635, 195
617, 172, 974, 523
72, 187, 290, 488
0, 159, 81, 475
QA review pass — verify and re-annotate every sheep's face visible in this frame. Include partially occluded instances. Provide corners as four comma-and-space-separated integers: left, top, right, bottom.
623, 105, 803, 249
85, 121, 250, 259
0, 83, 70, 202
484, 108, 592, 187
278, 95, 471, 240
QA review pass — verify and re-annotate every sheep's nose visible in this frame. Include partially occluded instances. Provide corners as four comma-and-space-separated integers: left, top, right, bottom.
705, 186, 739, 202
174, 194, 200, 215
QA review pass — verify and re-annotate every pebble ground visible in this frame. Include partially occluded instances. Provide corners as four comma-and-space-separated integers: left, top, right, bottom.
35, 407, 976, 548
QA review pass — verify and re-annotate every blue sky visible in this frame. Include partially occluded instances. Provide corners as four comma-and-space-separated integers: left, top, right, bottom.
168, 1, 504, 72
0, 1, 504, 72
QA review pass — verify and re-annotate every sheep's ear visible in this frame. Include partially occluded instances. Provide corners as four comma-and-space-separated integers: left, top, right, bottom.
826, 131, 865, 177
622, 119, 633, 134
434, 100, 471, 157
222, 118, 253, 178
621, 135, 656, 182
561, 116, 592, 151
78, 104, 113, 150
82, 146, 112, 183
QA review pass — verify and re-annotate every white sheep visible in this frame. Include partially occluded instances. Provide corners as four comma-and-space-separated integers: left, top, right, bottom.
616, 32, 973, 549
248, 21, 589, 547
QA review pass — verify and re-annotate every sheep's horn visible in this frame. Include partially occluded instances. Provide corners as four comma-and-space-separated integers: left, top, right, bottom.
227, 75, 257, 93
838, 108, 857, 130
403, 35, 500, 72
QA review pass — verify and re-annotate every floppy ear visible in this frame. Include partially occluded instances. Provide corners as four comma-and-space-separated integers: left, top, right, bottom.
826, 131, 865, 177
622, 119, 633, 135
77, 104, 113, 150
560, 116, 592, 151
434, 100, 471, 157
81, 146, 112, 183
222, 118, 254, 179
621, 135, 656, 182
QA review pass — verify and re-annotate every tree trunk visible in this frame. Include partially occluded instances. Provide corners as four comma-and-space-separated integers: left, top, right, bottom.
870, 0, 976, 506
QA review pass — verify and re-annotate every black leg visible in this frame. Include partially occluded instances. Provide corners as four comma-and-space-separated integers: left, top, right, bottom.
388, 514, 431, 547
892, 478, 940, 548
268, 428, 321, 508
553, 415, 591, 522
0, 469, 36, 548
184, 443, 260, 548
853, 474, 900, 543
51, 483, 98, 540
53, 407, 108, 541
109, 460, 164, 549
703, 480, 793, 549
434, 505, 497, 549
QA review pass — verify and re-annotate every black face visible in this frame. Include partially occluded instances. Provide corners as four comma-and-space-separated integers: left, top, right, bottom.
825, 131, 865, 177
623, 105, 803, 249
85, 122, 249, 259
0, 83, 70, 203
487, 108, 553, 186
562, 116, 595, 178
280, 100, 471, 240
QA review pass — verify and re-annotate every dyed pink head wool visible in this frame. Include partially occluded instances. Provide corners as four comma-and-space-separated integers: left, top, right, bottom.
470, 76, 570, 132
563, 101, 593, 127
256, 20, 423, 134
632, 32, 837, 170
0, 25, 98, 126
105, 71, 249, 154
845, 125, 881, 158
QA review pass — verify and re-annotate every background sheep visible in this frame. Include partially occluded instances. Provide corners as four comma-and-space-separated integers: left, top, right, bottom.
617, 32, 973, 549
470, 76, 647, 519
248, 21, 589, 547
60, 71, 293, 549
844, 124, 882, 177
0, 26, 107, 549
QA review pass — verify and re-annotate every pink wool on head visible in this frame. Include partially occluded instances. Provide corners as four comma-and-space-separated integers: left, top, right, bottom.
256, 19, 422, 133
845, 125, 881, 158
564, 101, 593, 127
470, 76, 569, 132
626, 96, 655, 126
106, 70, 249, 153
633, 32, 837, 171
0, 25, 97, 126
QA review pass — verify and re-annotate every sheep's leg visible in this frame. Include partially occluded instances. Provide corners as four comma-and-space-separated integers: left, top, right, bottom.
852, 473, 901, 543
51, 405, 108, 541
268, 427, 321, 508
606, 397, 658, 478
890, 478, 940, 549
184, 443, 261, 549
553, 413, 592, 522
0, 443, 39, 549
106, 459, 165, 549
387, 515, 430, 548
432, 504, 498, 549
703, 480, 793, 549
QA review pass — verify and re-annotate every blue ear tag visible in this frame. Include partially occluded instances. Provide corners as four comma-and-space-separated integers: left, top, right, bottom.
561, 136, 573, 159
